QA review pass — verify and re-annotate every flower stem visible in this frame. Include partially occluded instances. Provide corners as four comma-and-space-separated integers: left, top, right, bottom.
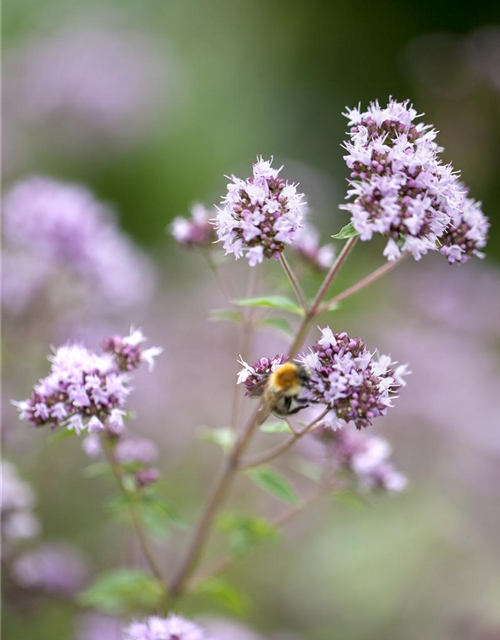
287, 236, 359, 358
169, 238, 358, 600
279, 253, 308, 312
317, 253, 408, 314
99, 434, 166, 587
168, 405, 262, 598
238, 408, 329, 470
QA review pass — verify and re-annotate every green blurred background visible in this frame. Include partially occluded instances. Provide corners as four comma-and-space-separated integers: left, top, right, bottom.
3, 0, 500, 257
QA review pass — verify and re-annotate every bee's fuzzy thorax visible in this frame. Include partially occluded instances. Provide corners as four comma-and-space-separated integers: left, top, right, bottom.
269, 363, 302, 396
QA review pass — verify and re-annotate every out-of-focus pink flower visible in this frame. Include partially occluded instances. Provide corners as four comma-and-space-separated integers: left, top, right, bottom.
12, 542, 88, 594
76, 614, 122, 640
124, 615, 207, 640
314, 428, 407, 493
1, 461, 40, 545
215, 157, 306, 266
2, 176, 156, 315
3, 21, 169, 150
440, 191, 489, 264
171, 203, 217, 249
291, 224, 335, 271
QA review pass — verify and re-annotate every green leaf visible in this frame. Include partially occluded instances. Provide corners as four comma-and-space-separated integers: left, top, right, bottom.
77, 569, 163, 615
233, 295, 304, 316
198, 427, 235, 453
208, 309, 244, 324
332, 222, 359, 240
335, 490, 371, 511
290, 457, 323, 483
260, 421, 293, 434
217, 512, 279, 556
322, 300, 341, 313
48, 429, 77, 444
258, 317, 295, 337
245, 466, 300, 506
83, 462, 112, 478
194, 577, 250, 615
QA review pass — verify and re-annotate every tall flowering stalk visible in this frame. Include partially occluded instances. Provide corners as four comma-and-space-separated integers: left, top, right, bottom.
10, 98, 490, 634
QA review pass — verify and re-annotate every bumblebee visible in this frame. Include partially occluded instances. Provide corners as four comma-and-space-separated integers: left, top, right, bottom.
249, 362, 310, 422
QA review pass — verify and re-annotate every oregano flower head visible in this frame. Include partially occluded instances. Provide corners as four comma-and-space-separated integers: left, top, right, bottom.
12, 328, 162, 435
341, 99, 466, 261
214, 157, 306, 266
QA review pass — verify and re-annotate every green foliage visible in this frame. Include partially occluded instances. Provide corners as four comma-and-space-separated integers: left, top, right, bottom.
77, 569, 164, 615
83, 462, 112, 479
233, 295, 304, 316
194, 577, 250, 615
335, 490, 371, 511
245, 466, 301, 506
108, 492, 187, 537
217, 512, 279, 556
48, 429, 77, 444
260, 421, 293, 434
208, 308, 245, 324
199, 426, 236, 453
258, 316, 295, 337
332, 222, 359, 240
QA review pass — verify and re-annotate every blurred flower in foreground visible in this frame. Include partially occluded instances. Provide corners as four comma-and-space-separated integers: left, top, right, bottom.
3, 21, 169, 154
298, 327, 409, 430
12, 542, 88, 594
341, 99, 469, 261
215, 157, 306, 266
124, 615, 207, 640
1, 461, 40, 547
12, 328, 162, 434
2, 176, 155, 315
77, 614, 122, 640
439, 191, 489, 264
171, 203, 217, 249
315, 428, 407, 492
291, 223, 335, 271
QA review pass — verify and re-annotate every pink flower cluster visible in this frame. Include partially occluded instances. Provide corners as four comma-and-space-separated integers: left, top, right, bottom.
439, 192, 489, 264
317, 428, 407, 493
237, 354, 288, 395
292, 223, 335, 271
171, 203, 217, 249
82, 433, 160, 489
3, 176, 155, 314
124, 615, 207, 640
341, 99, 488, 262
1, 461, 40, 546
12, 329, 162, 435
214, 157, 306, 266
299, 327, 409, 430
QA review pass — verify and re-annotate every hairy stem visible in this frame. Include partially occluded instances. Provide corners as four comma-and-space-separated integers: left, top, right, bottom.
99, 435, 166, 587
279, 253, 308, 312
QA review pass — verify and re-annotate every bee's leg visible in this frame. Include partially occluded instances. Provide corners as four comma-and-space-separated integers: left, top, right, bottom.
287, 402, 310, 416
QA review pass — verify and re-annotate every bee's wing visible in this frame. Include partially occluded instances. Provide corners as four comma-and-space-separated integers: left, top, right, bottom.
247, 377, 268, 398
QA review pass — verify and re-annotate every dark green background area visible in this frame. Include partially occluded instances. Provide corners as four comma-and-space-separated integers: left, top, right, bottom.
3, 0, 500, 259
